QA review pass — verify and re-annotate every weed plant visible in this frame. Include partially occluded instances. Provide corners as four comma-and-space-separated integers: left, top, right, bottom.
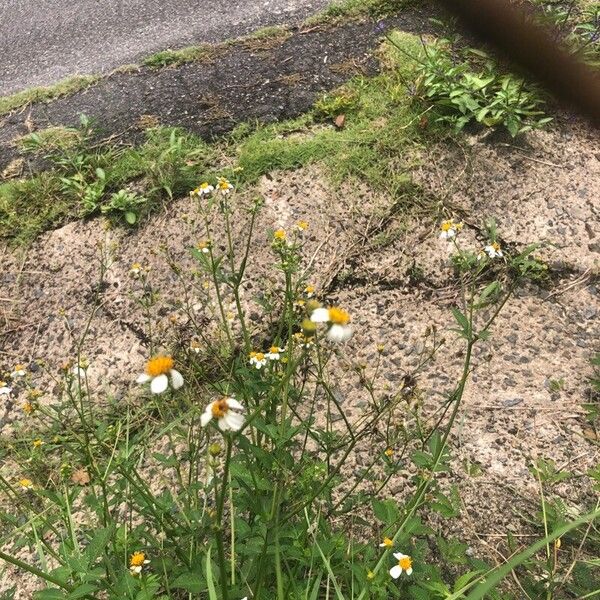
1, 185, 598, 599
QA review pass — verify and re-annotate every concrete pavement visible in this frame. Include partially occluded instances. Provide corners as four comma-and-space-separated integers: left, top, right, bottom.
0, 0, 329, 95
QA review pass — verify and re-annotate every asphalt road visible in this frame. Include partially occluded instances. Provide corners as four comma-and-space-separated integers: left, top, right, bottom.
0, 0, 329, 96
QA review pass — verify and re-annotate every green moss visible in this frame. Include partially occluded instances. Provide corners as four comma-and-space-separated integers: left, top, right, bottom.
0, 174, 71, 245
303, 0, 415, 26
0, 75, 100, 117
143, 45, 214, 68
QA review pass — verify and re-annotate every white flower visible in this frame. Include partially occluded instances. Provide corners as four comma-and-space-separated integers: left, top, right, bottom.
191, 182, 214, 197
390, 552, 413, 578
196, 240, 211, 254
10, 364, 26, 379
200, 397, 245, 431
249, 352, 267, 369
310, 307, 330, 323
379, 537, 394, 548
216, 177, 233, 195
310, 306, 353, 343
483, 242, 503, 259
129, 262, 144, 277
439, 219, 463, 240
0, 381, 12, 395
190, 340, 201, 354
136, 356, 184, 394
265, 346, 285, 361
129, 552, 150, 575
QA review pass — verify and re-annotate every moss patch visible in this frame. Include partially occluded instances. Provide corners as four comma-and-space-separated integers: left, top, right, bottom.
0, 75, 100, 117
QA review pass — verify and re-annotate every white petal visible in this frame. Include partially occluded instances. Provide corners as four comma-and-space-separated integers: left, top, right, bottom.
327, 324, 352, 343
170, 369, 184, 390
390, 565, 402, 579
224, 412, 245, 431
439, 231, 448, 239
218, 416, 231, 431
200, 410, 213, 427
392, 553, 404, 560
227, 398, 244, 411
405, 567, 413, 576
310, 308, 330, 323
137, 373, 152, 384
150, 374, 169, 394
447, 229, 456, 237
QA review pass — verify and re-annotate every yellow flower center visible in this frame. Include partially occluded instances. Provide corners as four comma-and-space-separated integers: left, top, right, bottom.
19, 478, 32, 488
253, 352, 265, 361
33, 439, 43, 448
492, 242, 501, 251
200, 182, 210, 189
328, 307, 350, 325
367, 570, 375, 580
384, 448, 393, 457
441, 220, 453, 231
382, 537, 393, 548
0, 381, 6, 387
217, 178, 231, 190
305, 285, 315, 294
145, 356, 174, 377
14, 364, 24, 371
211, 398, 230, 419
399, 556, 412, 570
130, 552, 146, 567
297, 220, 309, 230
274, 229, 286, 240
131, 263, 141, 270
269, 346, 280, 354
23, 402, 34, 414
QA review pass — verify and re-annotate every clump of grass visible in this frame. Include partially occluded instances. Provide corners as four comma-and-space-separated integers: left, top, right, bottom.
303, 0, 415, 26
143, 44, 214, 68
17, 126, 82, 153
0, 75, 100, 117
0, 124, 216, 242
0, 174, 70, 245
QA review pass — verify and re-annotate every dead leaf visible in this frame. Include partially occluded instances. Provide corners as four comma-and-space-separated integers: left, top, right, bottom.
334, 114, 346, 129
71, 468, 91, 485
1, 158, 24, 180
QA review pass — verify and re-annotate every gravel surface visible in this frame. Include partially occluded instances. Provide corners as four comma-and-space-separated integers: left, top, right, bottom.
0, 0, 329, 95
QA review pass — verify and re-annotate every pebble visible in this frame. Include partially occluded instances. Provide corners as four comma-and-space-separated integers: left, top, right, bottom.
503, 398, 523, 408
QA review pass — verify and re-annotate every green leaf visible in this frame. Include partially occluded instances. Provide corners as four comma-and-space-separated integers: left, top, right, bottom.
372, 499, 400, 525
451, 307, 470, 334
125, 211, 137, 225
33, 591, 66, 600
172, 571, 203, 593
205, 546, 218, 600
67, 583, 98, 599
84, 526, 112, 562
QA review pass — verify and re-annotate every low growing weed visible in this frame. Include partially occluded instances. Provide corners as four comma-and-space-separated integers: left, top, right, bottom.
1, 181, 598, 599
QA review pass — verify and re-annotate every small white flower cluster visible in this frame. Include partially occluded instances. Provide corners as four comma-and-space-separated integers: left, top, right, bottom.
191, 177, 233, 198
249, 346, 285, 369
439, 219, 504, 261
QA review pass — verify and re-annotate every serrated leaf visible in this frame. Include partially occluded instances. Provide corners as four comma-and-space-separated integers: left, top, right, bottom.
172, 571, 203, 593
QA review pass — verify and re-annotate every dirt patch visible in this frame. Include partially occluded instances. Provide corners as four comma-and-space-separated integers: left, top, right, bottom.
0, 9, 437, 176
